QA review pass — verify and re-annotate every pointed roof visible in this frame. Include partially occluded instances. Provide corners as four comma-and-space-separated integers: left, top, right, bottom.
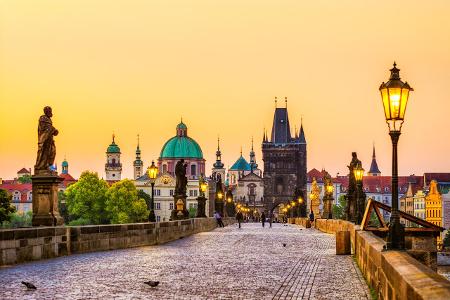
270, 97, 292, 144
230, 155, 251, 171
213, 137, 224, 169
17, 168, 30, 174
299, 122, 306, 144
368, 145, 381, 175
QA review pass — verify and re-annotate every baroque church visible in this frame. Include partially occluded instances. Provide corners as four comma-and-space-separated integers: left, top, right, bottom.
262, 97, 307, 211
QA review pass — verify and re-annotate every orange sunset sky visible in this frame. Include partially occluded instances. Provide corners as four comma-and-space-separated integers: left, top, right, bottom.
1, 0, 449, 180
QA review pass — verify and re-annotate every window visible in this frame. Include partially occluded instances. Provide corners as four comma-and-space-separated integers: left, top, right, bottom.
189, 203, 194, 209
155, 202, 161, 210
170, 189, 174, 196
189, 190, 193, 197
191, 164, 197, 176
13, 191, 20, 201
194, 190, 198, 197
156, 216, 161, 222
155, 189, 161, 196
170, 203, 174, 210
162, 164, 167, 173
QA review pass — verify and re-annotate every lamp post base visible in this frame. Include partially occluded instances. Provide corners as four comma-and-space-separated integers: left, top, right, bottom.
148, 209, 156, 222
386, 214, 405, 250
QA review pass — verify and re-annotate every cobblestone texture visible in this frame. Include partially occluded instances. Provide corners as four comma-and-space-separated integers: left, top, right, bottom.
0, 223, 370, 299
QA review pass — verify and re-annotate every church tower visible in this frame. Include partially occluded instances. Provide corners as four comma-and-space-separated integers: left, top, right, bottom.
105, 134, 122, 181
368, 145, 381, 176
61, 158, 69, 174
212, 137, 225, 181
133, 135, 144, 180
249, 137, 258, 171
262, 97, 307, 210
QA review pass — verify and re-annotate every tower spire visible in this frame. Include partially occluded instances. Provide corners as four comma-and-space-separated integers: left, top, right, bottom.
213, 135, 224, 169
368, 143, 381, 176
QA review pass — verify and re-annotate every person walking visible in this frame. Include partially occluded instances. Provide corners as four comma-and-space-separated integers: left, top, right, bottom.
214, 211, 225, 228
236, 210, 243, 229
309, 210, 315, 222
269, 211, 273, 228
261, 212, 266, 228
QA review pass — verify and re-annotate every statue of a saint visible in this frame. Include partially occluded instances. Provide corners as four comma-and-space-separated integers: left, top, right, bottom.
35, 106, 59, 175
175, 159, 188, 196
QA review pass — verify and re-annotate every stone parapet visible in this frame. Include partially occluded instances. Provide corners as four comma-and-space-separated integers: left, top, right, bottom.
291, 217, 450, 299
0, 218, 234, 266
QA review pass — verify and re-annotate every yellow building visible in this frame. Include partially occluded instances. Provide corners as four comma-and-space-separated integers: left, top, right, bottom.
400, 183, 415, 227
425, 180, 443, 247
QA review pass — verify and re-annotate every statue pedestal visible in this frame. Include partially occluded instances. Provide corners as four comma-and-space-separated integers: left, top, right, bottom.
32, 175, 64, 226
215, 200, 224, 216
196, 196, 207, 218
171, 195, 189, 220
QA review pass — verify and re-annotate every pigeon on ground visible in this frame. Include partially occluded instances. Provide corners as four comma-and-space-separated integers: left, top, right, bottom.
282, 243, 287, 247
144, 281, 160, 288
21, 281, 37, 290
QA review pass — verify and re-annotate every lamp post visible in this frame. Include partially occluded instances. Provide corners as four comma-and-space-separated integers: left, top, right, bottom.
380, 62, 412, 250
196, 176, 208, 218
353, 164, 364, 224
147, 160, 159, 222
225, 189, 235, 217
323, 179, 334, 219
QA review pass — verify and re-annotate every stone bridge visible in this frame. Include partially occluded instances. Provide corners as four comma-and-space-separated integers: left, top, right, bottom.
0, 223, 370, 299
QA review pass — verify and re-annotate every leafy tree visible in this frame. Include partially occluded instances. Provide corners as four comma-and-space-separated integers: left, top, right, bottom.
68, 218, 92, 226
332, 195, 346, 219
17, 175, 32, 184
188, 206, 197, 218
0, 189, 16, 225
105, 179, 149, 224
65, 171, 109, 224
137, 189, 151, 210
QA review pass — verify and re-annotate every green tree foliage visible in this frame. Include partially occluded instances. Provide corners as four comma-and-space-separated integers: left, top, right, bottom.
17, 175, 32, 184
0, 189, 16, 224
65, 171, 109, 224
188, 206, 197, 218
105, 179, 149, 224
332, 195, 346, 219
1, 211, 33, 228
137, 189, 151, 210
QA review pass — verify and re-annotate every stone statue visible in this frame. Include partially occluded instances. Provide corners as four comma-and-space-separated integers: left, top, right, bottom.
35, 106, 59, 175
175, 159, 188, 196
345, 152, 364, 223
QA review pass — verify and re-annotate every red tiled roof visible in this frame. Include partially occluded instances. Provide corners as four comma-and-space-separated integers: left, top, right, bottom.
424, 173, 450, 185
307, 168, 329, 182
59, 173, 77, 188
334, 175, 424, 194
17, 168, 31, 174
0, 183, 32, 203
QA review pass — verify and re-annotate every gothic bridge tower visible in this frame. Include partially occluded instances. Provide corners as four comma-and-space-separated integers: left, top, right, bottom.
262, 97, 307, 211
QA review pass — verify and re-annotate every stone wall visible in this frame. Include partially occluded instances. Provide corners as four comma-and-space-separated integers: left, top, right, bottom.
298, 218, 450, 299
0, 218, 234, 266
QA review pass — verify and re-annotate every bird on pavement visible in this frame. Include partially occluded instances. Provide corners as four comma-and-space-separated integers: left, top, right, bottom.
144, 281, 160, 288
21, 281, 37, 290
282, 243, 287, 247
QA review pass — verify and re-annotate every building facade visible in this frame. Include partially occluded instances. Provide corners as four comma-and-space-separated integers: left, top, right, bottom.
426, 180, 443, 246
262, 99, 307, 211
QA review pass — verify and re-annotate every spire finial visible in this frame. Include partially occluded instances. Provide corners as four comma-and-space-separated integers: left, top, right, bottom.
137, 134, 140, 146
112, 132, 115, 143
285, 96, 287, 108
181, 116, 183, 123
274, 96, 278, 108
251, 136, 254, 151
240, 146, 243, 156
217, 135, 220, 151
372, 142, 376, 158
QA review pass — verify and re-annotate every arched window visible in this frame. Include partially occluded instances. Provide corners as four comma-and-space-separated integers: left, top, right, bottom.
162, 164, 167, 174
112, 158, 116, 165
191, 164, 197, 176
13, 191, 20, 201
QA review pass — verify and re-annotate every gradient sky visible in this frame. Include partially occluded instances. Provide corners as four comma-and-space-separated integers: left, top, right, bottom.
1, 0, 450, 180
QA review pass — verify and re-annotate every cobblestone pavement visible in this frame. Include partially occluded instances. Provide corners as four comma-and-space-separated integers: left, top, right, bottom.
0, 223, 370, 300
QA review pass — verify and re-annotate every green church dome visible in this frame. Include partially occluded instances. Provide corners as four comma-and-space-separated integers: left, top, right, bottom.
107, 135, 121, 153
62, 160, 69, 167
160, 136, 203, 159
160, 122, 203, 159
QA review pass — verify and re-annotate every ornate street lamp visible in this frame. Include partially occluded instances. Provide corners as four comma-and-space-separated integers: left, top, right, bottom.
380, 62, 412, 250
196, 175, 208, 218
353, 164, 364, 224
147, 160, 159, 222
225, 189, 235, 217
323, 178, 334, 219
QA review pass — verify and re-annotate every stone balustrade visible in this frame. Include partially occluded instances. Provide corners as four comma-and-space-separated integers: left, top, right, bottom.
0, 218, 234, 266
291, 217, 450, 299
